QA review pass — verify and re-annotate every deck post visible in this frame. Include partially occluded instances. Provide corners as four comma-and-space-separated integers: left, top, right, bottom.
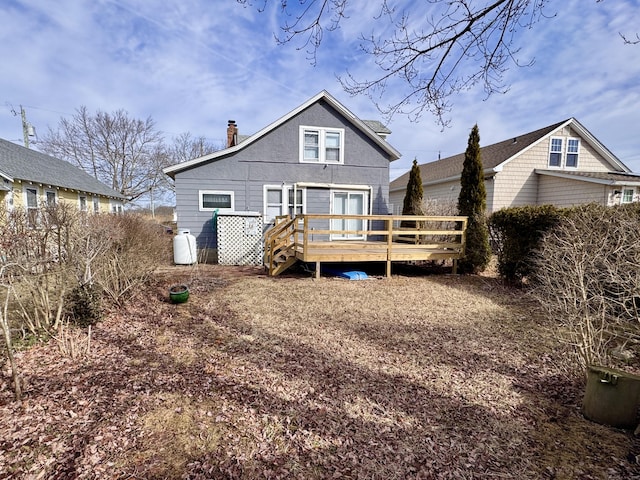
315, 261, 321, 279
386, 217, 393, 278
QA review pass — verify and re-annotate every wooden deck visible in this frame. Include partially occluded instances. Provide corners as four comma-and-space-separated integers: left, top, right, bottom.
265, 214, 468, 278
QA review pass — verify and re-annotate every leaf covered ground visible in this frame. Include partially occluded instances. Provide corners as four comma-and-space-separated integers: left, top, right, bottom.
1, 264, 639, 479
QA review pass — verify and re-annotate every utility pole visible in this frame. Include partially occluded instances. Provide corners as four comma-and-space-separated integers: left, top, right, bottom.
19, 106, 35, 148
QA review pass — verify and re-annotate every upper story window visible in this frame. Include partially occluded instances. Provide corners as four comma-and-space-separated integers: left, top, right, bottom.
549, 138, 563, 167
199, 190, 234, 212
548, 137, 580, 168
300, 126, 344, 164
566, 138, 579, 167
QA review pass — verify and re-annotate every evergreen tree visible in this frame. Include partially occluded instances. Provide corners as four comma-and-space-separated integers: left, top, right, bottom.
457, 124, 491, 273
402, 158, 424, 215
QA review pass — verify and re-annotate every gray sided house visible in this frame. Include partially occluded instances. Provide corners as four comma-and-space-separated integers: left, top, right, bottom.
390, 118, 640, 214
163, 90, 401, 262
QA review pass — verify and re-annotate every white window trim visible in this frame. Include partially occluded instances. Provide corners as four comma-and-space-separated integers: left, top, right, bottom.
44, 189, 57, 206
548, 136, 580, 169
622, 188, 635, 204
198, 190, 235, 212
299, 126, 345, 164
330, 189, 369, 241
92, 196, 100, 213
263, 184, 306, 223
565, 137, 580, 169
548, 137, 563, 168
78, 194, 88, 212
24, 186, 39, 209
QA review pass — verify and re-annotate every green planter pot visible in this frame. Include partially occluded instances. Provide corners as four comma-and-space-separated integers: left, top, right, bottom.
169, 284, 189, 304
582, 365, 640, 429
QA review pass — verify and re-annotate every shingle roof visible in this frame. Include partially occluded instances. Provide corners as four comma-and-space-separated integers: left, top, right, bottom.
536, 169, 640, 185
390, 120, 567, 192
362, 120, 391, 135
0, 138, 124, 198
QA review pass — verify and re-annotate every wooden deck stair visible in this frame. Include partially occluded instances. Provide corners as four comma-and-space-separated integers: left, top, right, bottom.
264, 216, 299, 276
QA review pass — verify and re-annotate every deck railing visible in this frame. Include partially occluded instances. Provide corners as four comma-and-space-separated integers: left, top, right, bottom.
265, 214, 468, 277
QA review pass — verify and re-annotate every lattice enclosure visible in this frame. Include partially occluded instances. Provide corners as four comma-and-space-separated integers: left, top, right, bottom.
217, 214, 264, 265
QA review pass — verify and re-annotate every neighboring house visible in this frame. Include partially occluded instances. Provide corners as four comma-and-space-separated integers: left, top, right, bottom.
163, 90, 401, 262
0, 137, 125, 215
389, 118, 640, 214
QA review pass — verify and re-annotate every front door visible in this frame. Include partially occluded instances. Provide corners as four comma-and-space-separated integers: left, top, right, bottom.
331, 191, 367, 240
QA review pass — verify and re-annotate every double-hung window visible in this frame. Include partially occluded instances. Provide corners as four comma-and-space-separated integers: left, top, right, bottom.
548, 137, 580, 168
25, 187, 38, 227
549, 138, 563, 167
264, 185, 306, 223
566, 138, 579, 167
300, 127, 344, 164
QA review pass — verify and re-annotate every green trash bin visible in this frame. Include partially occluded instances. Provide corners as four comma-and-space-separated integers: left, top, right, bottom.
582, 365, 640, 429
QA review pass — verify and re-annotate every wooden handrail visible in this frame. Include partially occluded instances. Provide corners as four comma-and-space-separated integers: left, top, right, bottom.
264, 214, 468, 276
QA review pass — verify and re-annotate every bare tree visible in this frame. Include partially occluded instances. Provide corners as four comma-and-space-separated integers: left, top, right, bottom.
155, 132, 222, 196
238, 0, 623, 126
40, 107, 165, 202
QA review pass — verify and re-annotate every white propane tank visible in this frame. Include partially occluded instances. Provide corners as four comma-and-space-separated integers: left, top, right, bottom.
173, 230, 197, 265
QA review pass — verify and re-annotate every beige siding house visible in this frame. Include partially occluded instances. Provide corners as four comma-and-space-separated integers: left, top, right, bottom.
390, 118, 640, 214
0, 138, 125, 214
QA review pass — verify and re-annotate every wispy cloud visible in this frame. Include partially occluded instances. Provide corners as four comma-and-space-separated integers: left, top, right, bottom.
1, 0, 638, 182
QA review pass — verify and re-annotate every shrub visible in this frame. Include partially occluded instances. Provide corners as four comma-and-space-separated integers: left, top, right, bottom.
65, 283, 102, 327
489, 205, 562, 284
531, 203, 640, 370
89, 213, 171, 305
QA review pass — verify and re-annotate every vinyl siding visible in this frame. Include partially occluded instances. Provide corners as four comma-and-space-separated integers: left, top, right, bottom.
538, 175, 608, 207
493, 126, 614, 211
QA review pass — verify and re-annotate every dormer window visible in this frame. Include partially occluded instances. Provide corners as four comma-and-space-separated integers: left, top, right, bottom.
548, 137, 580, 168
300, 126, 344, 164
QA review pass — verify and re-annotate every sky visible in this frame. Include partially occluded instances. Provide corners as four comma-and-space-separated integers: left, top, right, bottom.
1, 0, 639, 196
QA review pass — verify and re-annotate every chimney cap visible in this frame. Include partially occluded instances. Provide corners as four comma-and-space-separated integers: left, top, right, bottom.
228, 119, 236, 125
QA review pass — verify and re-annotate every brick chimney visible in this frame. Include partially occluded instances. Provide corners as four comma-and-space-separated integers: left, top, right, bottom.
227, 120, 238, 148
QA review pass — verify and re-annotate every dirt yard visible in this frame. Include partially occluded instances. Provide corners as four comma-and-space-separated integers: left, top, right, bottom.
1, 264, 639, 479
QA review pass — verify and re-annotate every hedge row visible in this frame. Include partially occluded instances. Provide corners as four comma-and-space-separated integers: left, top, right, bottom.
488, 203, 640, 285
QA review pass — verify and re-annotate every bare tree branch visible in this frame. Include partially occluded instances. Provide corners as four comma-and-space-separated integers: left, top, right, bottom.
237, 0, 630, 127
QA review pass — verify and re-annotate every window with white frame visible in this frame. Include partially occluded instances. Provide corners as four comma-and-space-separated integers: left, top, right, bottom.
79, 195, 88, 212
25, 187, 38, 227
93, 197, 100, 213
548, 137, 580, 168
566, 138, 580, 167
45, 190, 56, 206
263, 185, 305, 222
549, 138, 563, 167
622, 188, 635, 204
199, 190, 234, 212
300, 126, 344, 164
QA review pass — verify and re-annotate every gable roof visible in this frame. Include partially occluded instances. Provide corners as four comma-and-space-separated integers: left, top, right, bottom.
164, 90, 401, 178
390, 118, 630, 192
0, 138, 124, 199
